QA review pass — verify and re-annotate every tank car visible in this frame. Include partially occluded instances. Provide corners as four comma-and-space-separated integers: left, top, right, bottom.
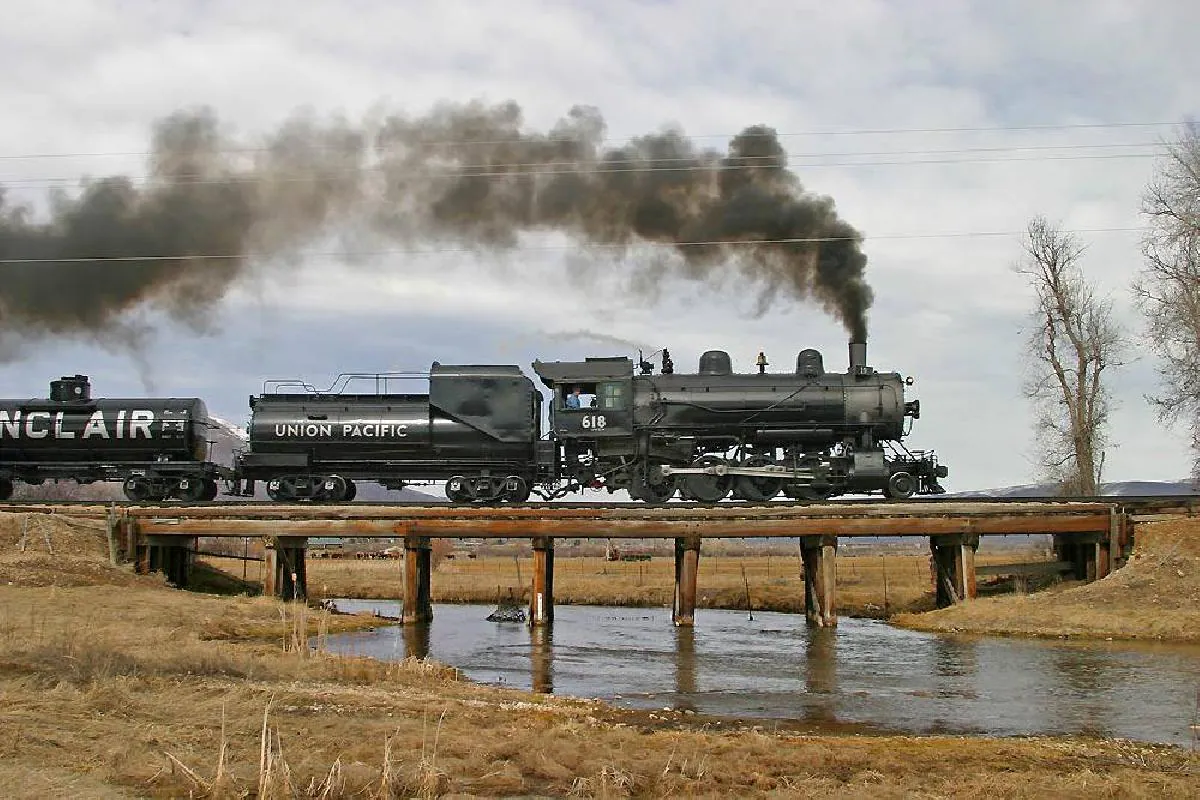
532, 341, 947, 503
235, 365, 549, 502
0, 375, 231, 501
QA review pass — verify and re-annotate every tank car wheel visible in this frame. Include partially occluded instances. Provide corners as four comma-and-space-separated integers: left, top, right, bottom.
122, 477, 155, 502
0, 478, 14, 501
502, 476, 531, 503
681, 457, 731, 504
199, 478, 220, 501
266, 478, 289, 502
732, 456, 782, 503
342, 481, 357, 502
885, 471, 916, 499
445, 475, 474, 504
174, 477, 208, 503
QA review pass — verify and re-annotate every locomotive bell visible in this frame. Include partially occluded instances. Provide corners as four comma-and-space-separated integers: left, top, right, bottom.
756, 351, 768, 374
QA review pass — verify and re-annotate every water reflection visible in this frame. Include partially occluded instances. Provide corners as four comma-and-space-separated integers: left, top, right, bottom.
674, 627, 697, 711
531, 625, 554, 693
403, 623, 431, 660
321, 601, 1200, 745
804, 628, 837, 722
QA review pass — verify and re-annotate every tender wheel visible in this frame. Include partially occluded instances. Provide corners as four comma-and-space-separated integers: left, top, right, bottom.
174, 477, 208, 503
320, 475, 350, 502
266, 477, 290, 502
681, 456, 731, 503
885, 471, 917, 499
199, 478, 220, 501
342, 481, 357, 502
445, 475, 473, 504
123, 477, 155, 502
502, 475, 531, 503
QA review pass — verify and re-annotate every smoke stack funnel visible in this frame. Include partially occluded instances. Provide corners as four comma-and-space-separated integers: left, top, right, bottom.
848, 341, 870, 378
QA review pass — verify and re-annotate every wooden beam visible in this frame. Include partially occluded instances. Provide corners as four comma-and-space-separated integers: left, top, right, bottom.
133, 512, 1114, 538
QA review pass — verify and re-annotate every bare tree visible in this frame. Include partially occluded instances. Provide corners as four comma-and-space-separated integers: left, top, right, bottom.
1134, 120, 1200, 483
1016, 216, 1124, 495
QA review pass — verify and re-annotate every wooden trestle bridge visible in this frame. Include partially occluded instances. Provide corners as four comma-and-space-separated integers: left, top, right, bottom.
4, 497, 1196, 627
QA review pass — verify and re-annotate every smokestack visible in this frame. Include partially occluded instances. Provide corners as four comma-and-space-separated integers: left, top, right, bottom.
848, 340, 868, 377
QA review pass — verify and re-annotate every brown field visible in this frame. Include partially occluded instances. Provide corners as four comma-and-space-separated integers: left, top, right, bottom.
248, 549, 1048, 620
895, 517, 1200, 642
1, 512, 1198, 797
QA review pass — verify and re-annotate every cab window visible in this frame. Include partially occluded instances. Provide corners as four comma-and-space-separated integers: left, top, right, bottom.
559, 383, 597, 410
597, 381, 626, 410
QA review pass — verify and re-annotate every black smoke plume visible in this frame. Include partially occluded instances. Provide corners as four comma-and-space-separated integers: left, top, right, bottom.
0, 100, 872, 359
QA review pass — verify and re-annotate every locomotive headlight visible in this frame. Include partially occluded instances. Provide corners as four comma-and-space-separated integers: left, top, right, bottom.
905, 376, 914, 386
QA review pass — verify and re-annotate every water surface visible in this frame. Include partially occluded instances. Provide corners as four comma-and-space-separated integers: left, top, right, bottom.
322, 600, 1200, 746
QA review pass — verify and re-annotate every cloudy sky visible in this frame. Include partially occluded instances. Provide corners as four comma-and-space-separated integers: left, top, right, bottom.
2, 0, 1198, 493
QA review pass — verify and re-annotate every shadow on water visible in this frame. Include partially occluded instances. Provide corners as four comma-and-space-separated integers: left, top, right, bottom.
322, 600, 1200, 745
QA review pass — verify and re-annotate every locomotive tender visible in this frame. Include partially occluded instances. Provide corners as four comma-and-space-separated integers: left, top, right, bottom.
0, 340, 947, 504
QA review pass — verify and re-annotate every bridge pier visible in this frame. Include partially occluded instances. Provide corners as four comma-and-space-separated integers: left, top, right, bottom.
402, 535, 434, 624
263, 537, 307, 600
800, 535, 838, 627
672, 536, 701, 626
930, 533, 979, 607
530, 536, 554, 625
139, 535, 195, 588
1054, 532, 1112, 582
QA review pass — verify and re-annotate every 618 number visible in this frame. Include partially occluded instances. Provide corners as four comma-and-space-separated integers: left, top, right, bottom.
580, 415, 607, 430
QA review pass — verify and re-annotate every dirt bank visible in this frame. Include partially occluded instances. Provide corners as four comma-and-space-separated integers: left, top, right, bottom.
894, 517, 1200, 642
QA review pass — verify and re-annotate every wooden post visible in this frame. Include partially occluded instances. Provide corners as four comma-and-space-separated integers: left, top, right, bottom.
402, 536, 433, 624
530, 536, 555, 626
263, 537, 308, 600
800, 535, 838, 627
672, 536, 701, 626
929, 533, 979, 607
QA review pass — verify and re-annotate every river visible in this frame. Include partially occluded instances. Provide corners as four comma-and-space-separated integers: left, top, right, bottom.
321, 600, 1200, 746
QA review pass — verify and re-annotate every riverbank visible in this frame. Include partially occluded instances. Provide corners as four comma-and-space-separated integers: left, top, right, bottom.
2, 513, 1197, 796
893, 517, 1200, 642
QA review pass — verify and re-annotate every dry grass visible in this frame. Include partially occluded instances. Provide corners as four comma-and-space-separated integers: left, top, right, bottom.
895, 517, 1200, 642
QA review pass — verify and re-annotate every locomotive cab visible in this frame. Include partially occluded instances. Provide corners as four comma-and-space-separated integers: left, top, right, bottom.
532, 357, 635, 439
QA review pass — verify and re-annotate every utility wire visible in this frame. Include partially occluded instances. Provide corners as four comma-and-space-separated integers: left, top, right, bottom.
0, 150, 1166, 191
0, 227, 1148, 266
0, 120, 1182, 162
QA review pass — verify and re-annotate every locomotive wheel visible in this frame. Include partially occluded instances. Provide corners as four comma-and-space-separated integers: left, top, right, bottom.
123, 477, 155, 502
681, 457, 731, 504
175, 477, 209, 503
885, 471, 916, 499
0, 477, 14, 501
629, 472, 674, 503
732, 456, 782, 503
502, 475, 531, 503
445, 475, 473, 504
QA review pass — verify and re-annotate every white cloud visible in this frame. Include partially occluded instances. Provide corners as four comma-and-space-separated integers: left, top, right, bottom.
1, 0, 1197, 490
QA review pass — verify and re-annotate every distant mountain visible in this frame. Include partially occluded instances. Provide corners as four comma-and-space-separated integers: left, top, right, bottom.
951, 479, 1199, 499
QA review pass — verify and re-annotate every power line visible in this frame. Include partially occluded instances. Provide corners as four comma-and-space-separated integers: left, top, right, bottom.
0, 227, 1148, 266
0, 120, 1183, 162
0, 150, 1166, 192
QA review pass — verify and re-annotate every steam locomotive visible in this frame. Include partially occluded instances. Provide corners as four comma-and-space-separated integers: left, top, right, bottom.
0, 341, 947, 504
